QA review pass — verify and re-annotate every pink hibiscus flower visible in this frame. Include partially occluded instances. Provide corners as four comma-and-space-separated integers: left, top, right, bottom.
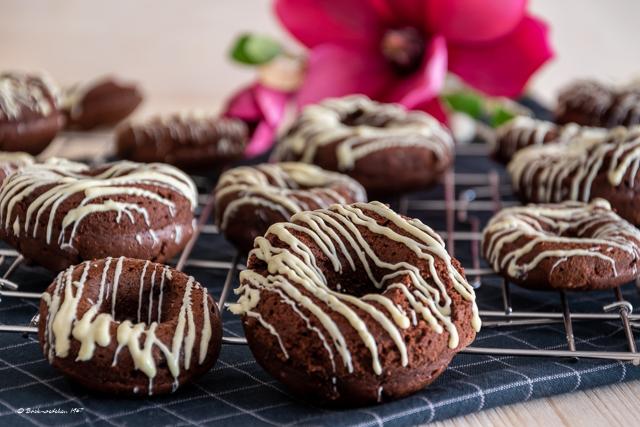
275, 0, 554, 112
223, 83, 290, 157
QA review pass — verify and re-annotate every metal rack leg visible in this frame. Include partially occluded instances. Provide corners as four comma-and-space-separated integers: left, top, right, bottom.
444, 170, 455, 256
218, 252, 240, 310
560, 291, 576, 352
607, 287, 637, 353
175, 193, 216, 272
501, 279, 512, 315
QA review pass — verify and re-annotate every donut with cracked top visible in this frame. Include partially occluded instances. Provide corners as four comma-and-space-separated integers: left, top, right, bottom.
231, 201, 479, 405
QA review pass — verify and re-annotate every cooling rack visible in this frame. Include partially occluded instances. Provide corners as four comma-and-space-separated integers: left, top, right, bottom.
0, 132, 639, 376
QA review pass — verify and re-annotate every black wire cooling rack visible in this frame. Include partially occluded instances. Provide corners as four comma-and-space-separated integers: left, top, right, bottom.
0, 134, 639, 367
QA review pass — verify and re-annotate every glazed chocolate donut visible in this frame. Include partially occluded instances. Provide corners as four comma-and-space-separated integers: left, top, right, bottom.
215, 162, 366, 253
274, 95, 453, 196
0, 159, 197, 271
556, 79, 640, 128
0, 72, 64, 154
39, 257, 222, 395
61, 76, 143, 129
482, 200, 640, 291
492, 117, 607, 164
116, 113, 248, 171
508, 126, 640, 226
230, 201, 479, 405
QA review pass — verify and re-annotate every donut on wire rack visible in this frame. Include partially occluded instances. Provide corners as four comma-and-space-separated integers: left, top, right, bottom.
482, 199, 640, 291
556, 79, 640, 128
116, 113, 248, 172
508, 125, 640, 226
273, 95, 454, 196
0, 158, 198, 271
214, 162, 367, 253
39, 257, 222, 396
491, 116, 606, 164
231, 201, 479, 405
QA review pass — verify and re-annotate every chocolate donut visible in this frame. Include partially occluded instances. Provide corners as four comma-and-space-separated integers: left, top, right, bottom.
274, 95, 453, 196
0, 72, 64, 154
116, 113, 248, 171
0, 159, 197, 271
230, 201, 479, 405
215, 162, 366, 253
482, 200, 640, 291
556, 79, 640, 128
61, 76, 143, 129
39, 257, 222, 395
508, 126, 640, 226
493, 117, 607, 164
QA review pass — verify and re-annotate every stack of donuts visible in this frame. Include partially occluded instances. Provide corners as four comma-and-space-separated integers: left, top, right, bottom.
483, 77, 640, 294
0, 79, 481, 406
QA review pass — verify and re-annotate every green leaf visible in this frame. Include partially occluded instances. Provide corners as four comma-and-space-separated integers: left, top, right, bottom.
230, 33, 282, 65
443, 92, 484, 119
489, 106, 516, 128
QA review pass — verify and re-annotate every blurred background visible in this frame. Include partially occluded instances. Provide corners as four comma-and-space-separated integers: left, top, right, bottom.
2, 0, 639, 113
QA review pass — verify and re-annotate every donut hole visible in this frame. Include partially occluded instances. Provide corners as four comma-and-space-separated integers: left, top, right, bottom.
340, 108, 391, 128
528, 217, 594, 240
102, 266, 176, 324
264, 226, 426, 299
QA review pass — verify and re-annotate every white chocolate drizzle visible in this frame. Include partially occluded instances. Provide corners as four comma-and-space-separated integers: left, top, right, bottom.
41, 258, 215, 395
0, 159, 197, 250
121, 112, 246, 150
557, 80, 614, 121
509, 126, 640, 203
215, 162, 366, 232
274, 95, 453, 171
0, 151, 34, 179
0, 72, 60, 121
493, 117, 607, 161
230, 201, 480, 376
482, 199, 640, 281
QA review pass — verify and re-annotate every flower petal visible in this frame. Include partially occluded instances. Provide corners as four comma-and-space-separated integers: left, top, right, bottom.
223, 84, 260, 120
274, 0, 382, 48
245, 121, 277, 158
383, 35, 448, 108
254, 84, 290, 127
296, 44, 392, 106
448, 16, 554, 97
371, 0, 429, 29
426, 0, 527, 43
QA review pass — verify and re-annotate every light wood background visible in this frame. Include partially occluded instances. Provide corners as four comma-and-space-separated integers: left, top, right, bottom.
2, 1, 640, 426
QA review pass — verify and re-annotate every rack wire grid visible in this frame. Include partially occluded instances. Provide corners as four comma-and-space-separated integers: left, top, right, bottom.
0, 131, 639, 387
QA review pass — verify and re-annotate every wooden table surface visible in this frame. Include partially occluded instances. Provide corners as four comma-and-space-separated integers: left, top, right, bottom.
3, 1, 640, 425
